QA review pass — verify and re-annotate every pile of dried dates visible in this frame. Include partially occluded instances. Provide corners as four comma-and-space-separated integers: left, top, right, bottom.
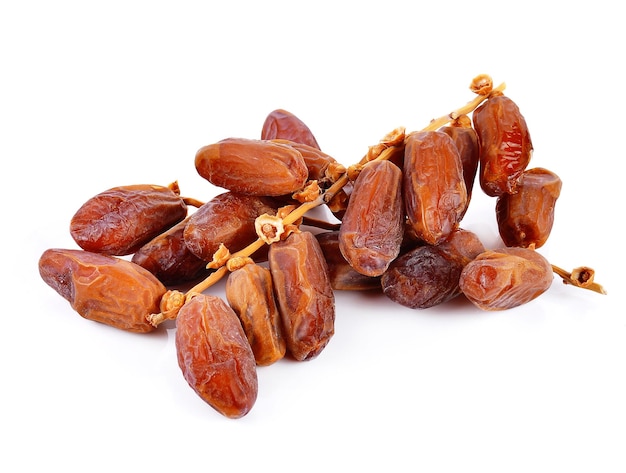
38, 74, 606, 419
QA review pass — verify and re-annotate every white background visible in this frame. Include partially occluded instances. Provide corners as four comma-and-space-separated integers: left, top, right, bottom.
2, 1, 623, 472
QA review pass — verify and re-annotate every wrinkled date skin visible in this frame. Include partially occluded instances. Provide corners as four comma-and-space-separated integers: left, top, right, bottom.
183, 192, 277, 262
38, 248, 166, 333
403, 131, 468, 245
339, 159, 404, 277
195, 137, 309, 196
495, 167, 562, 249
440, 123, 480, 218
316, 231, 381, 291
70, 184, 188, 256
261, 108, 321, 149
131, 218, 209, 285
226, 263, 286, 366
268, 231, 335, 361
472, 94, 533, 197
271, 139, 339, 187
459, 247, 553, 311
381, 228, 485, 309
175, 294, 258, 419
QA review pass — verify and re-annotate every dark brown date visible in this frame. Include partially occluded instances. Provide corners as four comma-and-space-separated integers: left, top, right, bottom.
183, 192, 276, 262
195, 137, 309, 196
403, 131, 468, 245
39, 248, 166, 333
339, 159, 404, 277
472, 94, 533, 197
131, 218, 209, 285
70, 184, 188, 256
495, 167, 562, 248
381, 228, 485, 309
268, 231, 335, 361
316, 231, 381, 291
261, 109, 320, 149
459, 246, 553, 310
226, 263, 286, 366
175, 294, 258, 418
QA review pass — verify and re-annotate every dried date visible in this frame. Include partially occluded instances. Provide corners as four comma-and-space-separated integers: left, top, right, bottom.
39, 248, 167, 333
226, 263, 286, 366
472, 94, 533, 197
495, 167, 562, 248
459, 246, 553, 310
195, 137, 309, 196
403, 131, 468, 245
175, 294, 258, 418
339, 159, 404, 277
261, 108, 320, 149
268, 231, 335, 361
70, 183, 188, 256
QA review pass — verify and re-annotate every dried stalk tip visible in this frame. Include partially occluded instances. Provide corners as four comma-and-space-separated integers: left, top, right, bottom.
167, 180, 181, 195
207, 243, 231, 269
227, 256, 254, 272
255, 213, 285, 244
470, 74, 493, 96
147, 289, 186, 327
552, 264, 607, 295
366, 127, 406, 162
293, 180, 322, 203
325, 162, 347, 183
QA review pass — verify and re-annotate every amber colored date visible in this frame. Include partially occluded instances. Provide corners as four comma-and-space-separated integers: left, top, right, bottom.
381, 228, 485, 309
38, 248, 166, 333
261, 109, 321, 149
403, 131, 468, 245
131, 218, 209, 285
69, 184, 188, 256
175, 294, 258, 419
459, 246, 553, 311
495, 167, 562, 249
440, 121, 480, 218
339, 159, 404, 277
226, 263, 286, 366
472, 94, 533, 197
183, 191, 276, 262
316, 231, 381, 291
268, 231, 335, 361
195, 137, 309, 196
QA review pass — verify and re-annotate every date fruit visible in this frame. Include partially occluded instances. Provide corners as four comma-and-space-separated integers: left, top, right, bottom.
261, 108, 320, 149
70, 184, 188, 256
472, 94, 533, 197
268, 231, 335, 361
339, 159, 404, 277
195, 137, 309, 196
495, 167, 562, 248
175, 294, 258, 418
183, 191, 276, 262
226, 263, 286, 366
39, 248, 167, 333
131, 218, 209, 285
403, 131, 468, 245
381, 228, 485, 309
459, 246, 553, 311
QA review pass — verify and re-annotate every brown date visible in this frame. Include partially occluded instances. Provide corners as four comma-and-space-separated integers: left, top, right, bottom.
183, 191, 276, 262
495, 167, 562, 249
403, 131, 468, 245
261, 108, 320, 149
70, 183, 188, 256
270, 139, 341, 188
459, 246, 553, 311
38, 248, 167, 333
175, 294, 258, 419
131, 218, 209, 285
381, 228, 485, 309
226, 263, 286, 366
268, 231, 335, 361
339, 159, 404, 277
316, 231, 381, 291
440, 119, 480, 218
195, 137, 309, 196
472, 94, 533, 197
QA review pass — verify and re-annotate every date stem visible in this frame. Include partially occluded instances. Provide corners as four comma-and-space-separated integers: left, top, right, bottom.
551, 264, 607, 295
